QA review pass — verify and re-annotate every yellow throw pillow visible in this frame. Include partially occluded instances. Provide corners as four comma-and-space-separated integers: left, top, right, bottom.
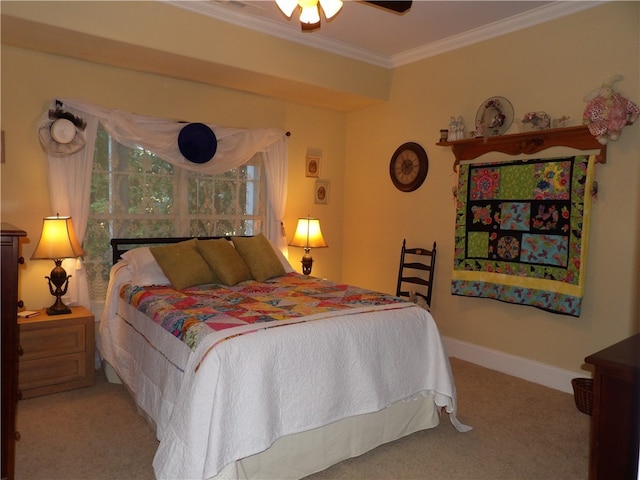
150, 239, 218, 290
232, 234, 286, 282
196, 238, 252, 286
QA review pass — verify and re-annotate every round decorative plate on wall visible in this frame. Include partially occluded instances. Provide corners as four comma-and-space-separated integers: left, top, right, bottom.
475, 96, 514, 136
389, 142, 429, 192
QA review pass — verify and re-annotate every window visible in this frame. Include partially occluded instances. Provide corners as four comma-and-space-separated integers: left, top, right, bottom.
83, 126, 266, 302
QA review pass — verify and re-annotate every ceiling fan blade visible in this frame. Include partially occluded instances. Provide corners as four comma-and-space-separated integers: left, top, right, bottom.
364, 1, 412, 13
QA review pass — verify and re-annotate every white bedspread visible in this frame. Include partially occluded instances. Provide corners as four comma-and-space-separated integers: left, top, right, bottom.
99, 263, 470, 480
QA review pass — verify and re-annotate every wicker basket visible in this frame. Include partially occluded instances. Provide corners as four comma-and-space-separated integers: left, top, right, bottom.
571, 378, 593, 416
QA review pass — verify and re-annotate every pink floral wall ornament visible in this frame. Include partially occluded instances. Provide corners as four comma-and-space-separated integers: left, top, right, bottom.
583, 74, 640, 145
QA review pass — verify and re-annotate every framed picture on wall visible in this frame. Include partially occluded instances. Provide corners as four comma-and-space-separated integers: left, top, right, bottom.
314, 180, 329, 205
305, 155, 321, 177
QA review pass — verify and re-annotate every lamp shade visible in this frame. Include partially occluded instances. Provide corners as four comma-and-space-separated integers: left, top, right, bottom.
319, 0, 343, 19
299, 3, 320, 24
289, 217, 328, 249
275, 0, 298, 17
31, 215, 85, 260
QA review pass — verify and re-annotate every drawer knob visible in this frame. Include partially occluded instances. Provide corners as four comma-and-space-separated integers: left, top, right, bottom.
17, 344, 23, 356
14, 430, 21, 441
18, 256, 25, 265
17, 300, 24, 308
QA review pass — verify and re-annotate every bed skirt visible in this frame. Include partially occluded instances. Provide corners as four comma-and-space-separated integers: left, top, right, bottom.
104, 361, 438, 479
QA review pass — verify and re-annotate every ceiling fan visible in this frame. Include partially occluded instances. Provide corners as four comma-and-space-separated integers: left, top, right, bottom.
364, 1, 412, 14
275, 0, 412, 31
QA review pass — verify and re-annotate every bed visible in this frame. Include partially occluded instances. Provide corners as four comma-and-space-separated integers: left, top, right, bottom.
98, 234, 470, 480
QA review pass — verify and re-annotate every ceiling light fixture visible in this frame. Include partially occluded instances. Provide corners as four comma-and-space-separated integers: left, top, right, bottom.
276, 0, 343, 31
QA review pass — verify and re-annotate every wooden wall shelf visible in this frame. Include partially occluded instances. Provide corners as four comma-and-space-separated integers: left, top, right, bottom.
437, 125, 606, 170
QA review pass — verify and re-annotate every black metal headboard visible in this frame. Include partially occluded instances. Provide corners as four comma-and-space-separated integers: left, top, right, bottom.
110, 236, 229, 265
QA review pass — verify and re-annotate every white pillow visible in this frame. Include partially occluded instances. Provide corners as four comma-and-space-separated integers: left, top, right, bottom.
273, 244, 295, 273
121, 246, 171, 286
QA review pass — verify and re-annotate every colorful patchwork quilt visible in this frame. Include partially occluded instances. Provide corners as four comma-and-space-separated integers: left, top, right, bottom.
451, 155, 596, 316
121, 272, 408, 350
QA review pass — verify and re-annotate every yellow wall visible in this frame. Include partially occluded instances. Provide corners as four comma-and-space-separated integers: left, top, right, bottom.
1, 1, 388, 111
1, 2, 638, 376
343, 2, 640, 372
0, 47, 346, 308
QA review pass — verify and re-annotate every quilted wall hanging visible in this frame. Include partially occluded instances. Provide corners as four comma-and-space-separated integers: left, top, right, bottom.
451, 154, 597, 316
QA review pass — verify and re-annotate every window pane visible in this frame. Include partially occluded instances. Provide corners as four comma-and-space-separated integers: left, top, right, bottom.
84, 126, 266, 304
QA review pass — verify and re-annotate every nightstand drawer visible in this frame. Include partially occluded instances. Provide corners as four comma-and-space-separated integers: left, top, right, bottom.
20, 324, 86, 361
19, 353, 89, 394
18, 306, 95, 398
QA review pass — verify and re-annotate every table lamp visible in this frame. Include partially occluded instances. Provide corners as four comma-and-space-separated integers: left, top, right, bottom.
289, 216, 328, 275
31, 214, 85, 315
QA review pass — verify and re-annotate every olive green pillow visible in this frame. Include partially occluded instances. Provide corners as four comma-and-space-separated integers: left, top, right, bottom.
196, 238, 252, 286
232, 234, 286, 282
149, 239, 218, 290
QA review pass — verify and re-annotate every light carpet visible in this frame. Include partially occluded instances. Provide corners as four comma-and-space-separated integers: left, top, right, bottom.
15, 357, 589, 479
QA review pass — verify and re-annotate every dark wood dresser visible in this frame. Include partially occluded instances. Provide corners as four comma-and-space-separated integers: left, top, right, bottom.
585, 333, 640, 480
1, 224, 26, 480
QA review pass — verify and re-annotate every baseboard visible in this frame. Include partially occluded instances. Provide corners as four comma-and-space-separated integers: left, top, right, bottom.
442, 336, 587, 394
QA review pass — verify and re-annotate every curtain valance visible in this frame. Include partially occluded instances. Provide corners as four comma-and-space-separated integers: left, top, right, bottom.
46, 98, 287, 173
38, 98, 289, 311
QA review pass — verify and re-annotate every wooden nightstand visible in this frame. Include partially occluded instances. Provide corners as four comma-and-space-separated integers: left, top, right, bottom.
18, 306, 95, 399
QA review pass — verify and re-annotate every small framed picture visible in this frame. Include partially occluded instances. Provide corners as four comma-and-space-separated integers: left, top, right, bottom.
314, 180, 329, 205
305, 155, 321, 177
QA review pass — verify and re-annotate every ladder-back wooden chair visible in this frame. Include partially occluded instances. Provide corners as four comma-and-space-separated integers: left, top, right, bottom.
396, 238, 437, 308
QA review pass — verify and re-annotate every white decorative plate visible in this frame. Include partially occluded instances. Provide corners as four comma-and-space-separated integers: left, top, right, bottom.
475, 96, 514, 136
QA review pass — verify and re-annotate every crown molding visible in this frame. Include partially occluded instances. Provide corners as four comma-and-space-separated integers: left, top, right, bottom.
164, 0, 606, 70
391, 1, 607, 68
163, 0, 393, 67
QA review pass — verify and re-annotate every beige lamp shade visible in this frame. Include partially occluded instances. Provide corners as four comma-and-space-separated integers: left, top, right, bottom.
275, 0, 298, 17
289, 216, 327, 276
289, 217, 328, 249
31, 215, 85, 260
299, 3, 321, 24
318, 0, 342, 18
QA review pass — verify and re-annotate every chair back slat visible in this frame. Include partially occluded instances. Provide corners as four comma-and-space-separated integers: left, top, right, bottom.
396, 238, 437, 308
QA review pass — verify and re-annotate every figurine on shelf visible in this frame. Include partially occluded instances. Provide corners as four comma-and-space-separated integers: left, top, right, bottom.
552, 116, 571, 128
447, 116, 465, 141
447, 117, 457, 141
456, 116, 465, 139
521, 111, 551, 130
583, 74, 640, 145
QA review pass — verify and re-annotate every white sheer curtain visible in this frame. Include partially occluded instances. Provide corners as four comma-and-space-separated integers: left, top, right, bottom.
39, 98, 289, 310
262, 136, 289, 254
